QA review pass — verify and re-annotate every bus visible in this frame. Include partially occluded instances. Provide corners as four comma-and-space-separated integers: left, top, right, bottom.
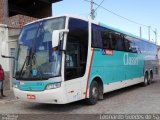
1, 15, 158, 105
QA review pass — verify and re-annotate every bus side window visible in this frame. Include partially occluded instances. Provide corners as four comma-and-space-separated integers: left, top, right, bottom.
124, 38, 130, 52
65, 18, 88, 81
111, 32, 125, 51
101, 30, 112, 49
91, 25, 103, 48
124, 35, 137, 53
65, 43, 78, 68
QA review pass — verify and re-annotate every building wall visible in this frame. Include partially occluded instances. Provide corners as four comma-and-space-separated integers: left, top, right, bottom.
8, 28, 21, 89
0, 24, 9, 71
0, 24, 10, 90
0, 0, 8, 24
8, 15, 37, 28
0, 0, 4, 23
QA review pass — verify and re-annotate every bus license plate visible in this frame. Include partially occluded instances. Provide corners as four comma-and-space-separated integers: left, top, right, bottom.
27, 94, 36, 100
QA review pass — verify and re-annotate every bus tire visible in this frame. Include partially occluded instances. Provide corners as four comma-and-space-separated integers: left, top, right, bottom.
148, 71, 153, 84
143, 73, 148, 86
86, 81, 99, 105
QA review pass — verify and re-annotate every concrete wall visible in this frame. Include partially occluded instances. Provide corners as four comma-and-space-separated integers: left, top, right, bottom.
0, 24, 20, 90
0, 24, 10, 90
0, 0, 8, 24
0, 24, 9, 71
8, 28, 20, 89
0, 0, 4, 23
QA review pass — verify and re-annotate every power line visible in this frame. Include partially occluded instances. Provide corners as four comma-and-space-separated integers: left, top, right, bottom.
94, 0, 105, 13
84, 0, 148, 27
95, 3, 148, 27
90, 0, 105, 19
84, 0, 159, 43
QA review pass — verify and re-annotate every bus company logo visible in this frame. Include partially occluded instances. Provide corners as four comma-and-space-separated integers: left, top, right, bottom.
123, 53, 139, 65
102, 49, 113, 56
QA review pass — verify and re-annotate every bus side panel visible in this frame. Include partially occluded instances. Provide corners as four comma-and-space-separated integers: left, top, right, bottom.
88, 49, 144, 92
143, 43, 158, 76
144, 59, 158, 75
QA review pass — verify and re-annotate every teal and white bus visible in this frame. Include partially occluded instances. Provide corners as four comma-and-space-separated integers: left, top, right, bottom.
2, 15, 158, 105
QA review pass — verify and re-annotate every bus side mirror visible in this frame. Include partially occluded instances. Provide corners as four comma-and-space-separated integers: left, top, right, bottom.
1, 41, 8, 58
52, 29, 69, 50
1, 41, 15, 59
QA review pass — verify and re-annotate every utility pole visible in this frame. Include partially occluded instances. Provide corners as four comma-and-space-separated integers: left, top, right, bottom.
140, 27, 142, 38
148, 26, 151, 41
90, 0, 95, 20
154, 28, 157, 44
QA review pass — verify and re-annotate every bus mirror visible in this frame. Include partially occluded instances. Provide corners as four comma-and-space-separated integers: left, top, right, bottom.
52, 29, 69, 49
52, 30, 60, 48
1, 41, 15, 59
1, 41, 8, 58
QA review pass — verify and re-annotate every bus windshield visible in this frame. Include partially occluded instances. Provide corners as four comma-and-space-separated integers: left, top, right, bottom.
13, 17, 65, 80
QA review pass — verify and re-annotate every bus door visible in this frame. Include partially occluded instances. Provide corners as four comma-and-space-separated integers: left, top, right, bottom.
65, 42, 82, 102
64, 18, 89, 102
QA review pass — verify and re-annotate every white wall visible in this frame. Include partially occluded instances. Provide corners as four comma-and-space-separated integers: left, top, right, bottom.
0, 24, 10, 72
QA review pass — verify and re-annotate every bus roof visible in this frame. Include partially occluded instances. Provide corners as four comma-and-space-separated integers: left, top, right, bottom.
24, 14, 156, 45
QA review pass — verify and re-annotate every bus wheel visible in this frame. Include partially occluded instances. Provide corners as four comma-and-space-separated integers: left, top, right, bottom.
86, 81, 99, 105
148, 71, 153, 85
143, 73, 148, 86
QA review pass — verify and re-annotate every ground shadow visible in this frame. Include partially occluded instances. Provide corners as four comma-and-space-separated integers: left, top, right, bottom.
103, 80, 158, 100
24, 99, 87, 113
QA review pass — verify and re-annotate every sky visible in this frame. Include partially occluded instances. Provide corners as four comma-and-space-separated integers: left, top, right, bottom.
52, 0, 160, 45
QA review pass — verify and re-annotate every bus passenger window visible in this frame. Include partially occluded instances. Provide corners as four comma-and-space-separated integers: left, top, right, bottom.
65, 18, 88, 81
101, 31, 112, 49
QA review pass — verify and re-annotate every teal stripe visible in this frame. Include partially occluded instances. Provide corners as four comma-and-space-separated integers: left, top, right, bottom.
89, 49, 144, 85
13, 80, 55, 91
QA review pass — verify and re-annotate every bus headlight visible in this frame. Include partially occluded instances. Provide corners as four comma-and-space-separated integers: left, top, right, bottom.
46, 82, 61, 90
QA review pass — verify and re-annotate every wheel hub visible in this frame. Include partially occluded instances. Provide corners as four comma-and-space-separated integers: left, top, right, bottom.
92, 87, 98, 98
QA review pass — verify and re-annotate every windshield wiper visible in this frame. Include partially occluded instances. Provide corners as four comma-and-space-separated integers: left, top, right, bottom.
18, 56, 29, 79
18, 54, 43, 80
18, 48, 32, 79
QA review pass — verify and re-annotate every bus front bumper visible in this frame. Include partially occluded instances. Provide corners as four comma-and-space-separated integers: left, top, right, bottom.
13, 87, 68, 104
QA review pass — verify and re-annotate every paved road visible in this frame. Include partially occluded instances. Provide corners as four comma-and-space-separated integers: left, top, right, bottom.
0, 77, 160, 118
